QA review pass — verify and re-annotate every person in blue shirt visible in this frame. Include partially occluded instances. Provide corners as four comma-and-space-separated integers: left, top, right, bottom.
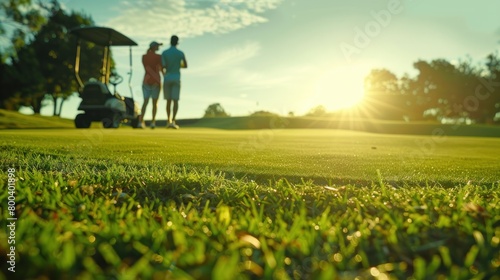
161, 35, 188, 129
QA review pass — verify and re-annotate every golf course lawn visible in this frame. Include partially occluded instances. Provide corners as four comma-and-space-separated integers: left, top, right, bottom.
0, 128, 499, 279
2, 128, 500, 185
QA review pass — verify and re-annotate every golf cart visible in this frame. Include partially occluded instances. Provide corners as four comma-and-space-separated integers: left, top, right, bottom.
70, 26, 141, 128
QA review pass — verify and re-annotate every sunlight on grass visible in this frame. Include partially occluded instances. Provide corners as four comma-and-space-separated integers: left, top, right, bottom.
0, 129, 499, 279
0, 165, 498, 279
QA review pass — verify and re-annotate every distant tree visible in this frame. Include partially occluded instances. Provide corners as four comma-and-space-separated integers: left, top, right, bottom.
305, 105, 328, 117
485, 53, 500, 80
446, 59, 482, 120
362, 69, 408, 120
362, 59, 493, 122
411, 59, 485, 121
364, 68, 400, 95
398, 74, 428, 121
362, 54, 500, 123
410, 62, 437, 119
249, 110, 279, 117
479, 53, 500, 123
203, 103, 230, 118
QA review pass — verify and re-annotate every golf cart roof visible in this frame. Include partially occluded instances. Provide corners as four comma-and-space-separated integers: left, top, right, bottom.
70, 26, 138, 46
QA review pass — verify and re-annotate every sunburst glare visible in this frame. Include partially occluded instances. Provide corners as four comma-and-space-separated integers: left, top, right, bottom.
309, 64, 368, 113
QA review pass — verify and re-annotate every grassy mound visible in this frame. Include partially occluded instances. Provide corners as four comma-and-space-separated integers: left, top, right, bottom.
0, 110, 74, 129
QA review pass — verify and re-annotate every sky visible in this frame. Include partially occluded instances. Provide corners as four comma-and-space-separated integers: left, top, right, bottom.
32, 0, 500, 120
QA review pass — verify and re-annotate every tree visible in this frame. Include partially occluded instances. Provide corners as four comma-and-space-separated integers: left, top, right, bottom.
0, 0, 47, 62
203, 103, 230, 118
479, 53, 500, 123
305, 105, 328, 117
411, 59, 484, 121
0, 0, 46, 111
249, 110, 279, 117
364, 68, 399, 95
399, 74, 428, 121
0, 0, 108, 115
2, 44, 45, 112
361, 69, 408, 120
362, 54, 499, 123
30, 1, 101, 115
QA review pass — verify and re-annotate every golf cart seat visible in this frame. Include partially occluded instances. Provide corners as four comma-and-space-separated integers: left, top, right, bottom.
78, 79, 113, 110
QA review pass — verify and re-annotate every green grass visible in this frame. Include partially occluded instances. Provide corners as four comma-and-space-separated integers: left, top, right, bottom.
0, 127, 499, 279
181, 115, 500, 137
0, 110, 75, 129
1, 128, 499, 185
3, 108, 500, 137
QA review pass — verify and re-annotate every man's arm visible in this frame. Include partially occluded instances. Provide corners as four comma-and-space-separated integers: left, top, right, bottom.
181, 57, 188, 68
161, 53, 167, 73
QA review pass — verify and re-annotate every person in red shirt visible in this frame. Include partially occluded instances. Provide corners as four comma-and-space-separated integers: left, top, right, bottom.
140, 41, 163, 128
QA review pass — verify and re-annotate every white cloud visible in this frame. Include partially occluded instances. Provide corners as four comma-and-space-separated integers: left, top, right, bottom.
186, 41, 313, 93
105, 0, 283, 39
189, 41, 261, 75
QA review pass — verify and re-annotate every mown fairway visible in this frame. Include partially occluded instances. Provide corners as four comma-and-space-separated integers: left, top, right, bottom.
2, 128, 500, 185
0, 128, 499, 279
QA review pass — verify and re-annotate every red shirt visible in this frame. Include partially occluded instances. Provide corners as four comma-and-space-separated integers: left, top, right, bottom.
142, 50, 162, 86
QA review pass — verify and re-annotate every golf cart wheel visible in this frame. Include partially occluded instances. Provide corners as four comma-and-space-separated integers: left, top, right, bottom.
102, 113, 120, 128
75, 114, 91, 128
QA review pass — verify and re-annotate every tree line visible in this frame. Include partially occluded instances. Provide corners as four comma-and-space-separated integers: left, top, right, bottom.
1, 1, 499, 124
360, 55, 500, 123
0, 0, 108, 116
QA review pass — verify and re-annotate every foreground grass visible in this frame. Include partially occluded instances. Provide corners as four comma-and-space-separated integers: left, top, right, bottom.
0, 128, 499, 279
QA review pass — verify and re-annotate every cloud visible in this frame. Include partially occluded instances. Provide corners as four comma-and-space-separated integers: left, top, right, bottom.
186, 41, 311, 92
105, 0, 283, 39
189, 41, 261, 75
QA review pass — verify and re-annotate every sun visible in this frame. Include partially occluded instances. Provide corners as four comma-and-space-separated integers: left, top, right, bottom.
310, 65, 367, 112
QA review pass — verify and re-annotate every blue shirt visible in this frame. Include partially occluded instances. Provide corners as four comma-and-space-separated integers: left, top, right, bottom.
161, 46, 185, 81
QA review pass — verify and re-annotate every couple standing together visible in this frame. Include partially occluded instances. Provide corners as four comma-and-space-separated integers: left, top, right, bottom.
140, 35, 187, 129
